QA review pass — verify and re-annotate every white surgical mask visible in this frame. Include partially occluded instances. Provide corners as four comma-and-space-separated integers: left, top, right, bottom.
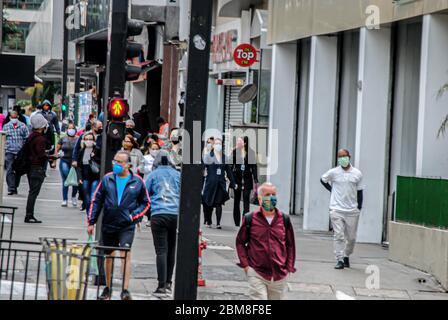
85, 141, 95, 148
67, 129, 76, 137
150, 150, 160, 158
214, 145, 223, 153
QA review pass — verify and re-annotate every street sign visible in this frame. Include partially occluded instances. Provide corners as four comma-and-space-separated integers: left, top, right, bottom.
215, 79, 245, 86
233, 43, 258, 68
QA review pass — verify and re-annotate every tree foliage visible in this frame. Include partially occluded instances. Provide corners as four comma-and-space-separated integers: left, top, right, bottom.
25, 83, 59, 108
2, 10, 20, 43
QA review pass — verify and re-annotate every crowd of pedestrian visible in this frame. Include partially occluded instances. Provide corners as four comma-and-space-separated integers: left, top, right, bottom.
1, 101, 368, 302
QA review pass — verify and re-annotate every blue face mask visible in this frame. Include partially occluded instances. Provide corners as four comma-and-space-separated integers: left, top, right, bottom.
113, 163, 124, 175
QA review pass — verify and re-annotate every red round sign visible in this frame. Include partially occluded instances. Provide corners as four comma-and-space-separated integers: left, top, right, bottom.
233, 44, 258, 68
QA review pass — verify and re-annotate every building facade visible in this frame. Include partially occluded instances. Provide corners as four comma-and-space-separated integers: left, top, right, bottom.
267, 0, 448, 244
2, 0, 44, 53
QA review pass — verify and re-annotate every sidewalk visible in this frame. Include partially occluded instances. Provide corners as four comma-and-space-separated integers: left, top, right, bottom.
3, 168, 448, 300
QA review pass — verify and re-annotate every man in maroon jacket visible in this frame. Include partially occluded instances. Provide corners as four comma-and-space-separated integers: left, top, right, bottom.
236, 183, 296, 300
25, 114, 50, 224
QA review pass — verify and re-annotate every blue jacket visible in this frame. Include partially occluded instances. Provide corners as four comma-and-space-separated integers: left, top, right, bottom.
146, 166, 181, 216
88, 173, 150, 232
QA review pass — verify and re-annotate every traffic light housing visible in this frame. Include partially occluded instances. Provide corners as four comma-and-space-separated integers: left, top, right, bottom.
61, 97, 69, 119
108, 97, 129, 120
125, 19, 145, 82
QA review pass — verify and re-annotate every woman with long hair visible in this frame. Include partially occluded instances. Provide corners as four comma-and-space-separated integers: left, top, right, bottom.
202, 138, 236, 229
55, 123, 79, 207
122, 134, 145, 176
231, 137, 259, 227
76, 132, 100, 215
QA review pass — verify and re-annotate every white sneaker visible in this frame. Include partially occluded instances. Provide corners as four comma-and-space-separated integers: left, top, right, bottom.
61, 201, 68, 207
72, 198, 78, 207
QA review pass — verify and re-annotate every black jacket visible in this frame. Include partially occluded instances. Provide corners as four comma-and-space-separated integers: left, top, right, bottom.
76, 146, 100, 182
231, 149, 259, 190
202, 152, 236, 207
88, 173, 150, 232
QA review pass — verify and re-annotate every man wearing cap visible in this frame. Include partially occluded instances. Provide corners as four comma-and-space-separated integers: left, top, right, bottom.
25, 114, 51, 224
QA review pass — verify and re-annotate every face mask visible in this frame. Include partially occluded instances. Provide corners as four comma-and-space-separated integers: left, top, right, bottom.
214, 145, 223, 153
338, 156, 350, 168
261, 196, 277, 212
206, 143, 213, 151
85, 141, 95, 148
96, 129, 103, 135
150, 150, 160, 158
113, 163, 124, 175
67, 129, 76, 137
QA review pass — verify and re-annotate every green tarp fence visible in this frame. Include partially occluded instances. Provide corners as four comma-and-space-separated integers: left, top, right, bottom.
396, 176, 448, 229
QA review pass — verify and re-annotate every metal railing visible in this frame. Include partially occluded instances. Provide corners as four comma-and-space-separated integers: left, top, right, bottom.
0, 240, 45, 300
0, 238, 130, 300
0, 206, 18, 240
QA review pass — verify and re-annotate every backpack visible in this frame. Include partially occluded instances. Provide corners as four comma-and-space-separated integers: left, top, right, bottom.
244, 212, 291, 245
13, 136, 36, 177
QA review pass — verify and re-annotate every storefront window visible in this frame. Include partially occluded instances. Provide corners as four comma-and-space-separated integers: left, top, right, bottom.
257, 49, 272, 125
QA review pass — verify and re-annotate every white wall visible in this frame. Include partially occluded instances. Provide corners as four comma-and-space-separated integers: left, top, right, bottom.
25, 0, 53, 71
338, 31, 359, 162
179, 0, 191, 41
303, 35, 338, 231
355, 27, 392, 244
127, 82, 147, 116
5, 8, 39, 23
389, 21, 421, 193
206, 78, 224, 132
417, 14, 448, 178
267, 43, 298, 214
294, 39, 311, 215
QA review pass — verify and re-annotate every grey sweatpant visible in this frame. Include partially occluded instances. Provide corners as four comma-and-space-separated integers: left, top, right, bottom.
330, 210, 360, 261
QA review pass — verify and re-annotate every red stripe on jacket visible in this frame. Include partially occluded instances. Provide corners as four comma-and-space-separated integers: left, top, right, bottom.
131, 175, 151, 221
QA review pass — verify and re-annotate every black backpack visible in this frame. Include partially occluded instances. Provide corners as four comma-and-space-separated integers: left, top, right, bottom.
13, 136, 35, 177
244, 212, 291, 245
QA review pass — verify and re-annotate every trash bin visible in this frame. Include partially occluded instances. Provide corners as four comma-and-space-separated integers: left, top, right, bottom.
41, 239, 92, 301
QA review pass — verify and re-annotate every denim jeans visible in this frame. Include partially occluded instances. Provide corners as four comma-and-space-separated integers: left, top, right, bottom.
59, 160, 78, 201
5, 152, 21, 193
83, 180, 99, 215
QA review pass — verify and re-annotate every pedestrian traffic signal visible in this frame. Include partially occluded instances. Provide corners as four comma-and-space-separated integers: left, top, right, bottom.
108, 98, 129, 120
125, 19, 145, 82
61, 103, 68, 113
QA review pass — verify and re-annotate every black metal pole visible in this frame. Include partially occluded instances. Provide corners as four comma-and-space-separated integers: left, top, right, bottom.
174, 0, 213, 301
0, 0, 3, 53
94, 0, 130, 285
100, 0, 129, 179
62, 0, 69, 120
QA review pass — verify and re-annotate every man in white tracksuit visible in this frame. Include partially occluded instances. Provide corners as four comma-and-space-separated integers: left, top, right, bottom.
321, 149, 364, 270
